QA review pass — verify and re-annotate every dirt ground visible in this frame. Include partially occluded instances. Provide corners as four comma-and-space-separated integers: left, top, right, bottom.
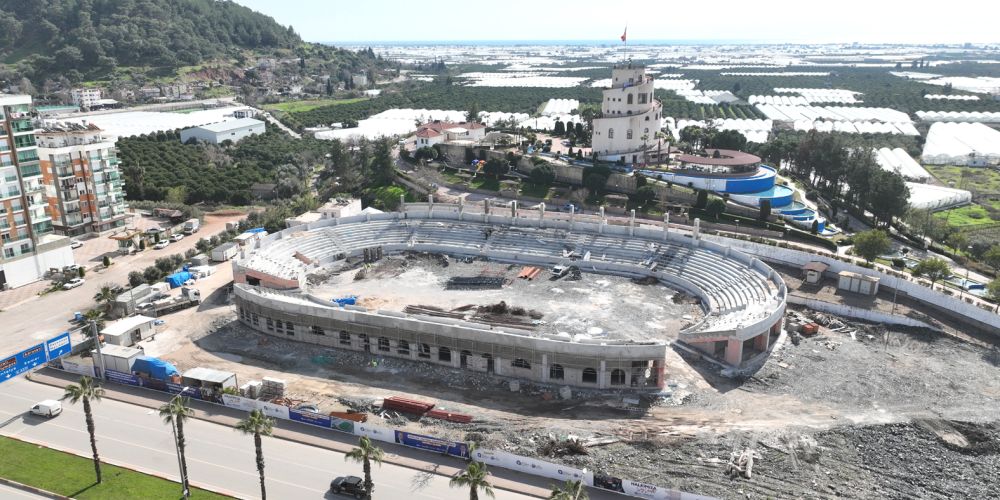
140, 259, 1000, 500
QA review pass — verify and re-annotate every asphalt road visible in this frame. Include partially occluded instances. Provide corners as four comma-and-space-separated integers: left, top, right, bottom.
0, 378, 533, 500
0, 483, 48, 499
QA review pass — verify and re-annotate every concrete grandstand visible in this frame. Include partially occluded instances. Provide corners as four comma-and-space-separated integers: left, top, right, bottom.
231, 201, 787, 390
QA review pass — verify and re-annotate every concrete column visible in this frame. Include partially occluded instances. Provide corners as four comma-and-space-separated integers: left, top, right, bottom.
511, 200, 517, 226
599, 360, 607, 389
569, 205, 576, 231
753, 332, 769, 352
598, 206, 605, 234
494, 357, 503, 376
662, 212, 669, 241
725, 339, 743, 366
365, 211, 371, 222
538, 202, 545, 228
399, 194, 406, 213
629, 209, 636, 236
483, 198, 490, 223
458, 197, 464, 220
693, 217, 701, 240
427, 193, 434, 213
541, 354, 549, 382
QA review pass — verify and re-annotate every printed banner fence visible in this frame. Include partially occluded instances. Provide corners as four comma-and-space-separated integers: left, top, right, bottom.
59, 359, 96, 377
472, 448, 591, 483
353, 423, 395, 444
395, 431, 468, 459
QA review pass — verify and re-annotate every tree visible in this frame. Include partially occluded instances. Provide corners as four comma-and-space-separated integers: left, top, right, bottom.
345, 436, 384, 500
583, 173, 607, 197
632, 185, 657, 210
370, 139, 395, 186
78, 266, 86, 278
912, 257, 952, 287
102, 255, 111, 267
449, 460, 494, 500
159, 397, 194, 496
235, 409, 275, 500
694, 190, 708, 209
64, 376, 105, 483
481, 158, 509, 179
758, 199, 771, 221
705, 197, 726, 220
987, 278, 1000, 312
466, 102, 481, 123
93, 285, 117, 314
554, 120, 566, 136
983, 245, 1000, 273
529, 164, 555, 186
549, 479, 588, 500
706, 129, 747, 151
852, 230, 891, 263
128, 270, 144, 287
414, 146, 438, 162
946, 232, 969, 253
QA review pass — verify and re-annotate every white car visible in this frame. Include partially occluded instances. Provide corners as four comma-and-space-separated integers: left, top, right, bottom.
171, 233, 184, 242
153, 241, 170, 250
63, 278, 85, 290
70, 240, 83, 249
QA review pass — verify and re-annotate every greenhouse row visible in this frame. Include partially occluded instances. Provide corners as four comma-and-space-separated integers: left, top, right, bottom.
756, 104, 912, 124
915, 111, 1000, 123
666, 118, 771, 143
540, 99, 580, 116
906, 182, 973, 211
875, 147, 932, 182
921, 122, 1000, 165
791, 120, 919, 136
924, 94, 980, 101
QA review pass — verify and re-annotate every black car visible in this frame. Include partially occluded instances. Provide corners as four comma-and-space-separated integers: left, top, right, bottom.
329, 476, 365, 498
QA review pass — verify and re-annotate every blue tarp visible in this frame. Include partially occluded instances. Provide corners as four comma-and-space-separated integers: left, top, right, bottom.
132, 356, 179, 381
332, 295, 357, 306
244, 228, 266, 234
165, 271, 193, 288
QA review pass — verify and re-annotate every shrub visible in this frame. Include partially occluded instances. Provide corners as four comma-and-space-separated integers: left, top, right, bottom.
102, 255, 111, 267
78, 267, 85, 278
143, 266, 161, 283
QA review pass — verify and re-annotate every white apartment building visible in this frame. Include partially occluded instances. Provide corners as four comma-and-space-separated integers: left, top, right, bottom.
71, 88, 102, 109
591, 64, 665, 164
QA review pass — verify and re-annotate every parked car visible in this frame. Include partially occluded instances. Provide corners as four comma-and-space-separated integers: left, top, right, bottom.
146, 227, 163, 234
329, 476, 365, 498
153, 241, 170, 250
171, 233, 184, 242
63, 278, 85, 290
70, 240, 83, 249
30, 400, 63, 418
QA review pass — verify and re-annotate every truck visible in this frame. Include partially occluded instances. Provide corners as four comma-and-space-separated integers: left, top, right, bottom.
183, 218, 200, 235
136, 287, 201, 316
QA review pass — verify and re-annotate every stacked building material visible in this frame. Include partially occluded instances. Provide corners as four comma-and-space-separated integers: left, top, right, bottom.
382, 396, 435, 415
260, 377, 286, 399
426, 409, 473, 423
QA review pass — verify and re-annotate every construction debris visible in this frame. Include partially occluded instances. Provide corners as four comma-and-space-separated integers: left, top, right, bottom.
726, 448, 761, 479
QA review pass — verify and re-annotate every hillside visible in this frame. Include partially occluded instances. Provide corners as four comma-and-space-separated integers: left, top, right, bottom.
0, 0, 301, 82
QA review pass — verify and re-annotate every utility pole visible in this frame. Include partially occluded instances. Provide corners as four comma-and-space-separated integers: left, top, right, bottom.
90, 320, 106, 380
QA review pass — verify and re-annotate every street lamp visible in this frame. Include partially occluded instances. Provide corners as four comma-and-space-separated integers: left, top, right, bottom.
168, 388, 191, 499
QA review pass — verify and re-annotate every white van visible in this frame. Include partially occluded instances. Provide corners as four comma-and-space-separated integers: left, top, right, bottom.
30, 400, 63, 418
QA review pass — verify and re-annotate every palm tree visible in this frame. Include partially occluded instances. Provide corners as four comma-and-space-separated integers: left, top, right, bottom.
93, 285, 117, 315
159, 396, 194, 496
64, 376, 105, 483
344, 435, 384, 500
449, 460, 494, 500
549, 479, 588, 500
83, 309, 106, 334
235, 409, 275, 500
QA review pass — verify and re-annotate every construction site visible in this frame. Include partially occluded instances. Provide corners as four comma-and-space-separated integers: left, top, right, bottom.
54, 203, 1000, 499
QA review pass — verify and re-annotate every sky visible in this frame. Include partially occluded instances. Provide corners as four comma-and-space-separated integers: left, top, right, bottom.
235, 0, 1000, 44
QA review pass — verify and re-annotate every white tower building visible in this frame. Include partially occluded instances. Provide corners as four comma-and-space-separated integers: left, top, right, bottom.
591, 63, 663, 165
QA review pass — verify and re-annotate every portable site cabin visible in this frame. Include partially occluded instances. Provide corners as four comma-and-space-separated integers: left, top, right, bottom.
111, 284, 154, 317
211, 242, 239, 262
100, 315, 157, 347
182, 367, 238, 399
97, 344, 145, 374
802, 261, 829, 285
837, 271, 880, 296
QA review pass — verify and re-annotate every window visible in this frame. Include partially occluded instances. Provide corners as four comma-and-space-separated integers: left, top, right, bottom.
638, 93, 647, 104
626, 129, 633, 140
339, 331, 351, 345
251, 313, 259, 326
266, 318, 274, 331
378, 337, 390, 352
418, 343, 431, 358
512, 358, 531, 369
3, 248, 13, 258
627, 94, 633, 105
582, 368, 598, 383
397, 340, 410, 355
275, 320, 283, 331
549, 364, 564, 380
611, 369, 626, 385
285, 323, 296, 336
608, 128, 614, 139
310, 326, 325, 336
438, 347, 451, 362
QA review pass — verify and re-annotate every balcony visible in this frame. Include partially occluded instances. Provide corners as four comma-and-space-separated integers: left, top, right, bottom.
13, 136, 36, 149
19, 164, 42, 178
16, 150, 39, 163
10, 118, 33, 133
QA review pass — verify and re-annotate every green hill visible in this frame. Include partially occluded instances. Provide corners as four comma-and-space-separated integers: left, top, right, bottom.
0, 0, 301, 82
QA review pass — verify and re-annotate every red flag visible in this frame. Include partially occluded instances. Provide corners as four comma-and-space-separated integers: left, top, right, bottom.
621, 27, 627, 43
